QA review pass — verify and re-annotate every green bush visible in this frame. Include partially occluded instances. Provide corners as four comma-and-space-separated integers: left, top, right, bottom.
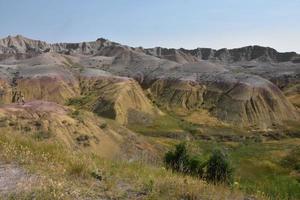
165, 144, 233, 184
71, 110, 80, 117
206, 149, 234, 185
188, 156, 205, 178
67, 158, 90, 178
33, 130, 53, 140
164, 143, 189, 173
91, 168, 103, 181
67, 98, 84, 106
164, 143, 204, 177
69, 110, 84, 123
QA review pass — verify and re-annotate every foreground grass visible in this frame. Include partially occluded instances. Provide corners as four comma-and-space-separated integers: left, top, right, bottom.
0, 132, 249, 200
188, 139, 300, 200
128, 112, 300, 199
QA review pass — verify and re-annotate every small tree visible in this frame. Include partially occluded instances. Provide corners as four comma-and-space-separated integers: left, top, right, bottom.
164, 143, 205, 177
206, 149, 234, 185
164, 143, 189, 173
188, 156, 204, 178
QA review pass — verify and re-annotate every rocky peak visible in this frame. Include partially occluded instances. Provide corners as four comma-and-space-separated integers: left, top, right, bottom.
195, 45, 299, 63
0, 35, 49, 54
0, 35, 299, 63
144, 45, 300, 64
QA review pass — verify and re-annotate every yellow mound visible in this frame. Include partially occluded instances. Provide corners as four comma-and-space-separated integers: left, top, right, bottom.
16, 77, 79, 104
78, 76, 162, 125
0, 101, 158, 160
287, 94, 300, 108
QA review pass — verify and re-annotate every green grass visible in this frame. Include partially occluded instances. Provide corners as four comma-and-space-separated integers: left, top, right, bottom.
66, 94, 98, 109
0, 131, 249, 199
128, 108, 300, 200
128, 114, 183, 136
1, 105, 297, 199
127, 106, 300, 200
128, 111, 300, 199
63, 56, 85, 71
128, 112, 201, 139
191, 140, 300, 200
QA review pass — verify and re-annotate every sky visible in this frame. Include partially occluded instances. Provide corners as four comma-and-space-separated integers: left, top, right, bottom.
0, 0, 299, 52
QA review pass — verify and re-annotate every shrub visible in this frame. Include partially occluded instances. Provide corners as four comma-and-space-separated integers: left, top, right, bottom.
91, 168, 103, 181
188, 156, 204, 178
0, 117, 7, 127
22, 126, 32, 132
67, 158, 90, 178
34, 120, 42, 127
69, 110, 84, 123
33, 130, 52, 140
8, 121, 17, 127
67, 98, 84, 106
164, 143, 204, 177
76, 134, 90, 147
206, 149, 234, 185
71, 110, 80, 117
99, 123, 107, 129
165, 144, 234, 184
164, 143, 190, 173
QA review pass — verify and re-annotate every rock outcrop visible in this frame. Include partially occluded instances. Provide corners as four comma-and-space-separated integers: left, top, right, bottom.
150, 73, 299, 130
144, 46, 300, 63
0, 100, 158, 159
199, 73, 299, 129
0, 35, 298, 130
150, 78, 206, 110
78, 72, 162, 125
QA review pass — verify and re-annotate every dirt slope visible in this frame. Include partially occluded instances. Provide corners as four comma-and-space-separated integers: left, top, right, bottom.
0, 101, 159, 160
78, 72, 162, 125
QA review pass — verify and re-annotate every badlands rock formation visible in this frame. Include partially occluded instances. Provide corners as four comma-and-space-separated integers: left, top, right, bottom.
0, 35, 299, 130
0, 100, 157, 159
78, 72, 161, 124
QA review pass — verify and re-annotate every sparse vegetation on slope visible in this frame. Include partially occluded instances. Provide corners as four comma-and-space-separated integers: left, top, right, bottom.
164, 143, 234, 185
164, 143, 204, 178
194, 139, 300, 200
0, 131, 251, 200
0, 35, 299, 199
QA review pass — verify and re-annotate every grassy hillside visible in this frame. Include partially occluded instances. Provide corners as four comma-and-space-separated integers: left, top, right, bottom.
0, 100, 298, 199
0, 131, 252, 200
145, 135, 300, 200
128, 109, 300, 200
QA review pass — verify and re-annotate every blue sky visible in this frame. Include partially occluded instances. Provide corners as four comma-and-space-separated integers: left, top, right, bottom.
0, 0, 299, 52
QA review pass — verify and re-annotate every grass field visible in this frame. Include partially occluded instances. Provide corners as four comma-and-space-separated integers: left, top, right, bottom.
128, 110, 300, 200
0, 131, 252, 199
146, 136, 300, 200
0, 105, 298, 199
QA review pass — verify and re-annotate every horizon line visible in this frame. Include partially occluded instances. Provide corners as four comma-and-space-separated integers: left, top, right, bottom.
1, 34, 299, 54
